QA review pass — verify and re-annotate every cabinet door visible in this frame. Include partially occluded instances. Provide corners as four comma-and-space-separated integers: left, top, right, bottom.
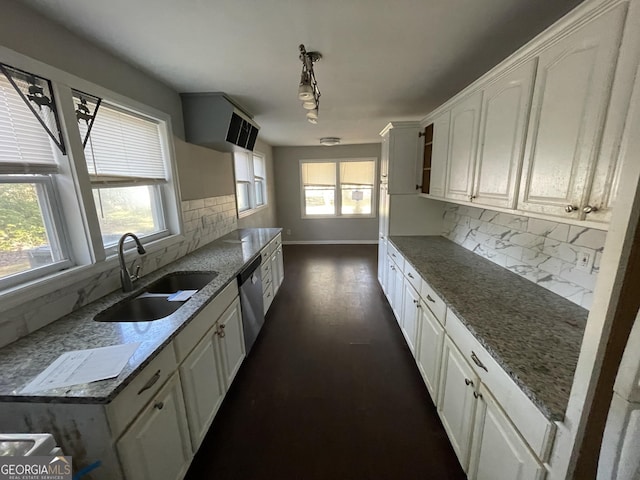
117, 374, 192, 480
384, 255, 395, 305
275, 246, 284, 289
386, 123, 421, 194
468, 385, 545, 480
270, 252, 280, 294
378, 182, 389, 238
392, 262, 404, 323
380, 133, 389, 182
216, 298, 245, 389
438, 336, 478, 471
378, 236, 387, 290
417, 302, 445, 405
518, 6, 626, 218
429, 111, 451, 198
445, 91, 483, 202
400, 281, 420, 356
179, 334, 225, 451
474, 59, 537, 208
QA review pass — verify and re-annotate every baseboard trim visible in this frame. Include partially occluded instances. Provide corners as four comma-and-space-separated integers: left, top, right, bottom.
282, 240, 379, 245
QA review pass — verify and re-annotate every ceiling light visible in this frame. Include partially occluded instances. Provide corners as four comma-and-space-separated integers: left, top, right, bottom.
307, 108, 318, 120
320, 137, 340, 146
298, 44, 322, 123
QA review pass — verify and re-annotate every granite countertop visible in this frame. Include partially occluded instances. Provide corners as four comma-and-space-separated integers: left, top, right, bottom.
389, 235, 588, 421
0, 228, 281, 404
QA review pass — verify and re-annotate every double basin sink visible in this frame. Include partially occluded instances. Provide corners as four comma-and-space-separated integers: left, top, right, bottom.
95, 272, 218, 323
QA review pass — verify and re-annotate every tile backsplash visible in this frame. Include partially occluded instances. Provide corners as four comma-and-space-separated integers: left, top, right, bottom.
0, 195, 238, 348
442, 204, 605, 310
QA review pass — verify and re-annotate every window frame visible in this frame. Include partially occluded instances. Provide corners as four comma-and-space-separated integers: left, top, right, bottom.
0, 46, 183, 305
299, 158, 377, 219
233, 150, 267, 218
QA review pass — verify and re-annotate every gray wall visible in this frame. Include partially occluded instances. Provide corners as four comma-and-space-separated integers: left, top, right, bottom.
274, 143, 381, 242
0, 0, 185, 137
238, 139, 278, 228
175, 139, 234, 200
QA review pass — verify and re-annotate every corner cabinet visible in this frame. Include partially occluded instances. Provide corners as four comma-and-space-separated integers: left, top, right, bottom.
380, 122, 421, 194
518, 4, 626, 220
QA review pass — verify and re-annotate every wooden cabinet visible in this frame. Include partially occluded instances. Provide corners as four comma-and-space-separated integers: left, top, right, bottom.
474, 59, 537, 208
378, 235, 387, 290
179, 332, 225, 450
468, 385, 545, 480
378, 182, 390, 290
216, 298, 245, 389
400, 281, 421, 356
117, 374, 192, 480
445, 91, 483, 202
438, 336, 479, 470
417, 300, 445, 405
429, 111, 450, 198
518, 5, 626, 219
273, 246, 284, 292
380, 122, 421, 194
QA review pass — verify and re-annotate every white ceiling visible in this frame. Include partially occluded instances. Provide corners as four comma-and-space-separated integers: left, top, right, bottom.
22, 0, 583, 146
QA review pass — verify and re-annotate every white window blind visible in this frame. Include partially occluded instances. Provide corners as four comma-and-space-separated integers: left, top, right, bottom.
253, 153, 265, 178
0, 74, 59, 174
340, 161, 375, 186
302, 162, 336, 187
83, 103, 166, 184
234, 151, 251, 183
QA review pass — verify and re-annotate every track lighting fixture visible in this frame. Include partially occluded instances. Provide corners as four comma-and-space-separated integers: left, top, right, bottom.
298, 44, 322, 124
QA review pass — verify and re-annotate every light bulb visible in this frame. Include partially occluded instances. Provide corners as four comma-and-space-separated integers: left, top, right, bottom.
302, 100, 316, 110
308, 117, 318, 124
307, 109, 318, 120
298, 84, 313, 101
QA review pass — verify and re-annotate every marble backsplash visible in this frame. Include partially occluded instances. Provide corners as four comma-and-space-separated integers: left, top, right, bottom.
0, 195, 238, 348
442, 204, 605, 309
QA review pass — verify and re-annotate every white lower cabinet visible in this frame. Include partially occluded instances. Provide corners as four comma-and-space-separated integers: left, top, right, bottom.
416, 300, 444, 404
468, 385, 545, 480
179, 332, 225, 451
400, 281, 421, 355
217, 298, 245, 389
117, 373, 192, 480
438, 336, 479, 471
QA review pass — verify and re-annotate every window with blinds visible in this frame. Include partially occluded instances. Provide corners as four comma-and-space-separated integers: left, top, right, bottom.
83, 101, 168, 247
0, 71, 70, 287
300, 159, 375, 217
233, 150, 267, 214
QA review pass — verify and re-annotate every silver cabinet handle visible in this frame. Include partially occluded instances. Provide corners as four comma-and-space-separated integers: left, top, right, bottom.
473, 391, 483, 400
391, 253, 396, 258
583, 205, 598, 214
471, 351, 488, 372
407, 273, 414, 279
154, 401, 164, 410
464, 378, 474, 387
426, 295, 435, 303
137, 370, 161, 395
565, 205, 578, 213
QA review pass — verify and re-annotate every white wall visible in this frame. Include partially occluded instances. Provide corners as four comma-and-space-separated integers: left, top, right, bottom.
274, 143, 381, 243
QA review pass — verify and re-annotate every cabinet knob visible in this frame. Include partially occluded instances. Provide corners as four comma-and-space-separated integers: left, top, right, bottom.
583, 205, 598, 214
473, 391, 483, 400
468, 195, 476, 201
413, 299, 419, 305
464, 378, 474, 387
154, 401, 164, 410
565, 205, 578, 213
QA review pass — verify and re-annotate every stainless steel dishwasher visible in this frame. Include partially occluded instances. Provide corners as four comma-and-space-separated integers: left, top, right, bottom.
237, 256, 265, 354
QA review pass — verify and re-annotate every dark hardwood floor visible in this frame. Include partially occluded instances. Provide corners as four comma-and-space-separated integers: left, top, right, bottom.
185, 244, 465, 480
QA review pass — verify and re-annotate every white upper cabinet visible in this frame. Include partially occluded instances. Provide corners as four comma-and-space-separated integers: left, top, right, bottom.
420, 111, 450, 198
380, 122, 421, 194
518, 5, 626, 219
445, 92, 483, 202
474, 59, 537, 208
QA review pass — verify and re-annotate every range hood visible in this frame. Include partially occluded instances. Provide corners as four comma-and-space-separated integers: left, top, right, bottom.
181, 93, 259, 152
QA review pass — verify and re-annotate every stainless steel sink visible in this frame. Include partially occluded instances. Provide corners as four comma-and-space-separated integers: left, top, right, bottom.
94, 271, 218, 323
145, 272, 218, 293
94, 296, 183, 322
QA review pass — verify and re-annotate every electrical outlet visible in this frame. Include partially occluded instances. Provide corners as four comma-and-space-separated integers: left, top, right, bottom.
575, 248, 595, 272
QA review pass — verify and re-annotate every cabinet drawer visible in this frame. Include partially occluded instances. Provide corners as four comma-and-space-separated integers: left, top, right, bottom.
387, 243, 405, 272
260, 248, 270, 264
263, 283, 274, 314
106, 344, 178, 439
261, 261, 272, 283
420, 280, 446, 323
273, 233, 282, 248
174, 281, 238, 363
403, 261, 422, 292
446, 309, 555, 460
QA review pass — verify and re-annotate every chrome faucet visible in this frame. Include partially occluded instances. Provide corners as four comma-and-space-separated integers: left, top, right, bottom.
118, 233, 146, 292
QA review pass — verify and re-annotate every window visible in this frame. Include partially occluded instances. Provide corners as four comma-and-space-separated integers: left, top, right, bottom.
233, 150, 267, 215
0, 72, 71, 289
300, 159, 376, 218
81, 102, 168, 248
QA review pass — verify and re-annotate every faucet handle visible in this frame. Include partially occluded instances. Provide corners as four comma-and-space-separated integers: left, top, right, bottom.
130, 263, 142, 281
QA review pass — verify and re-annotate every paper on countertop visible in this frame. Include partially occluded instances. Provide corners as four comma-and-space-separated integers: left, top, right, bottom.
167, 290, 198, 301
21, 343, 141, 394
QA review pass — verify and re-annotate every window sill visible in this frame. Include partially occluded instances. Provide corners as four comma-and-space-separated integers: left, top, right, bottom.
0, 232, 185, 314
238, 204, 268, 219
301, 214, 376, 220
